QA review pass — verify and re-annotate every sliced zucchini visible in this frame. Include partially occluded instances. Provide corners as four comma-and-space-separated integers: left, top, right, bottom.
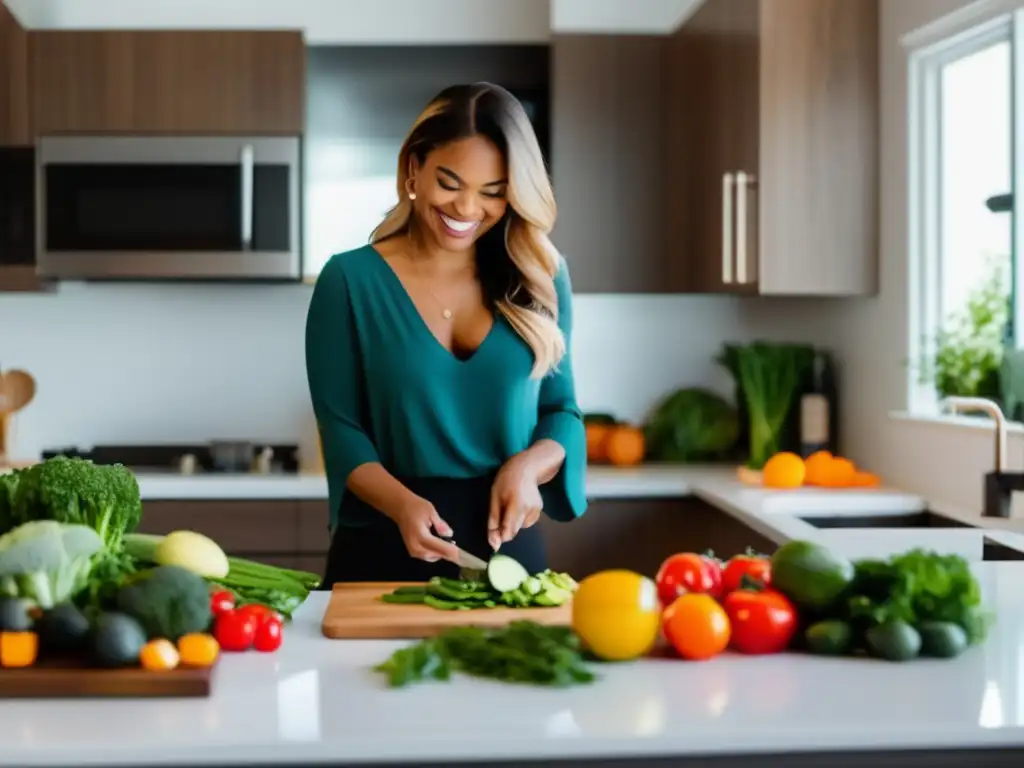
487, 554, 529, 593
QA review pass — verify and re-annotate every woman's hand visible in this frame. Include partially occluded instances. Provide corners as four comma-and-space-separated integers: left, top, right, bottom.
488, 454, 544, 551
392, 496, 460, 563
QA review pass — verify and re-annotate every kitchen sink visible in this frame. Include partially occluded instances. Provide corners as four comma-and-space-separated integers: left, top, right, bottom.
982, 538, 1024, 561
797, 511, 974, 530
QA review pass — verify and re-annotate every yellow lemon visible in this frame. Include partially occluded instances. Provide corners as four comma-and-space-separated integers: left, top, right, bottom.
571, 569, 661, 661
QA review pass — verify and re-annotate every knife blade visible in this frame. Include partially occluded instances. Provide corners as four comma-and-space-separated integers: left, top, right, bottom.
450, 545, 488, 571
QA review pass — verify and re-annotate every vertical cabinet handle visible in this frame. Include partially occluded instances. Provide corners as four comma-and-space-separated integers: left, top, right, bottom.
240, 144, 255, 251
735, 171, 756, 284
722, 173, 734, 284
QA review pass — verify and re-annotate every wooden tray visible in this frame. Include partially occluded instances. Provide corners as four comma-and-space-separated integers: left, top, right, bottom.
0, 658, 216, 699
321, 581, 573, 640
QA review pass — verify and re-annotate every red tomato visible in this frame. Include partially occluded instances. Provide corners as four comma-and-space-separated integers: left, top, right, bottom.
209, 590, 236, 617
213, 610, 258, 652
236, 604, 281, 624
655, 553, 723, 606
720, 555, 772, 595
722, 587, 797, 655
253, 617, 284, 653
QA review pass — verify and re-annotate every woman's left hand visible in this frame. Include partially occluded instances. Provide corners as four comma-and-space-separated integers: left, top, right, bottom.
488, 454, 543, 551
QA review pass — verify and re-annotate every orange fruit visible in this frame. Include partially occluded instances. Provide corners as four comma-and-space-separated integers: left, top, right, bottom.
762, 452, 806, 489
822, 457, 857, 488
803, 451, 833, 486
662, 594, 731, 661
605, 426, 646, 466
850, 471, 880, 488
585, 423, 612, 463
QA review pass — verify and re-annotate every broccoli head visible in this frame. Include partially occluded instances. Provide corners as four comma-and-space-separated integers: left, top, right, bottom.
0, 468, 22, 535
0, 520, 104, 609
116, 565, 212, 641
11, 456, 142, 552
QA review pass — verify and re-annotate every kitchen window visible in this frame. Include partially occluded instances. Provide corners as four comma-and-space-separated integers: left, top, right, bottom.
908, 7, 1019, 416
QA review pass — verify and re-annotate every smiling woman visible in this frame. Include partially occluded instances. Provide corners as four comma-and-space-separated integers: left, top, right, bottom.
305, 83, 587, 588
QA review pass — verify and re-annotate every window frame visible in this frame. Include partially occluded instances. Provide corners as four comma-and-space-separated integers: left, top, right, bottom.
907, 6, 1019, 415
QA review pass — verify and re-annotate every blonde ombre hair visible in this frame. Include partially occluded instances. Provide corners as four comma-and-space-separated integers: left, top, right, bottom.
370, 83, 565, 379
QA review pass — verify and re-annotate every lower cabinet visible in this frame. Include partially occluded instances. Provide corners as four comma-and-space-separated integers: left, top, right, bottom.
540, 498, 778, 579
139, 496, 773, 581
138, 499, 331, 575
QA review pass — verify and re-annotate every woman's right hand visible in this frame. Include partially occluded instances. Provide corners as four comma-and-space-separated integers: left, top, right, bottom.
392, 496, 460, 563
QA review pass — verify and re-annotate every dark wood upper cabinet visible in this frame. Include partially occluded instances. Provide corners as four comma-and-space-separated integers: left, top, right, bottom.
32, 31, 306, 136
667, 0, 879, 296
0, 0, 32, 146
550, 35, 671, 293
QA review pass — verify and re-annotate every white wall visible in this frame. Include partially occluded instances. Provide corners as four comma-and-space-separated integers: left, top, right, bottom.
0, 283, 831, 465
824, 0, 1024, 517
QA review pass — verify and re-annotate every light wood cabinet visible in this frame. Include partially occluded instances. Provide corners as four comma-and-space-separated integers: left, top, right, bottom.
32, 30, 306, 135
0, 0, 32, 146
666, 0, 879, 296
550, 35, 672, 293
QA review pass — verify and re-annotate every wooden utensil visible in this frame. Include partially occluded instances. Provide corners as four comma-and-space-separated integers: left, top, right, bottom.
321, 582, 572, 640
0, 659, 216, 699
1, 369, 36, 413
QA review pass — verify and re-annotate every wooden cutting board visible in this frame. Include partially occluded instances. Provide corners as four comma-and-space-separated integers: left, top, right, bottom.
0, 660, 215, 699
321, 582, 573, 639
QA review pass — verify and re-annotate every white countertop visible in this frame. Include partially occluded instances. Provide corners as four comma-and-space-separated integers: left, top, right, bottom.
132, 464, 705, 501
5, 473, 1024, 765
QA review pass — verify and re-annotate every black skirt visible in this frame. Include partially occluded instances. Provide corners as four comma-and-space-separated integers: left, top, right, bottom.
320, 474, 548, 588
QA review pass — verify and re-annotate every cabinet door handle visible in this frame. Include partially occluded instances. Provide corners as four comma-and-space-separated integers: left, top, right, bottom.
240, 144, 255, 251
722, 172, 734, 284
735, 171, 756, 284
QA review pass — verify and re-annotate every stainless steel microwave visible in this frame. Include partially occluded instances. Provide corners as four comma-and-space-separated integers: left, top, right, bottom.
37, 136, 301, 281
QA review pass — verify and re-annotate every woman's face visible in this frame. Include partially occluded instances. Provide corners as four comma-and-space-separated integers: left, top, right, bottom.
409, 135, 509, 252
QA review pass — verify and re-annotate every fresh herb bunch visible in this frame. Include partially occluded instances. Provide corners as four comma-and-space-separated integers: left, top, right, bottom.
374, 621, 597, 689
925, 257, 1009, 400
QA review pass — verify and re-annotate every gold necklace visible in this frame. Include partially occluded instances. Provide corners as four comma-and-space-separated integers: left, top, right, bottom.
405, 239, 453, 320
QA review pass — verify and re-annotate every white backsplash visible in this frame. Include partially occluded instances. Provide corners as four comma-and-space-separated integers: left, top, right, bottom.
0, 281, 834, 464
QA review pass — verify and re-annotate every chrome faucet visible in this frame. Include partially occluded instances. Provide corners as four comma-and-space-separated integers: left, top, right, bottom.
942, 396, 1016, 518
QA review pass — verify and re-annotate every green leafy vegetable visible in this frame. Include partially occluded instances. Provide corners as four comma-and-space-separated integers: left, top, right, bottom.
374, 621, 596, 688
841, 549, 991, 644
7, 456, 142, 551
717, 342, 815, 469
0, 520, 104, 609
643, 387, 740, 462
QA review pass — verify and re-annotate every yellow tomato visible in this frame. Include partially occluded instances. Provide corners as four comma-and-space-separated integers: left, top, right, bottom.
571, 570, 661, 661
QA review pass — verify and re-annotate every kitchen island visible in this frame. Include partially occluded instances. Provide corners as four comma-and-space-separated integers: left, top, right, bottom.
3, 476, 1024, 768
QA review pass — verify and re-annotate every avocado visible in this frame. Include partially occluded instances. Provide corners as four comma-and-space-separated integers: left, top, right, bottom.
865, 620, 922, 662
770, 540, 855, 610
37, 603, 91, 654
91, 612, 147, 668
918, 621, 969, 659
0, 597, 34, 633
805, 620, 855, 656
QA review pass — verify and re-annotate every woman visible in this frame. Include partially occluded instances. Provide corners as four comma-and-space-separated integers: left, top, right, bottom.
305, 82, 587, 587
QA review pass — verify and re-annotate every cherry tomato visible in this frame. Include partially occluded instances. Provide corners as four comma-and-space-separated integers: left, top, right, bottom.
655, 552, 723, 606
253, 617, 284, 653
177, 633, 220, 667
720, 554, 772, 595
209, 589, 235, 617
213, 609, 258, 652
661, 593, 731, 661
236, 604, 281, 625
722, 587, 797, 655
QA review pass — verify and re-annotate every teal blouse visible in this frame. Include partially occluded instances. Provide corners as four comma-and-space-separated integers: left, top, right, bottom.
304, 244, 588, 531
